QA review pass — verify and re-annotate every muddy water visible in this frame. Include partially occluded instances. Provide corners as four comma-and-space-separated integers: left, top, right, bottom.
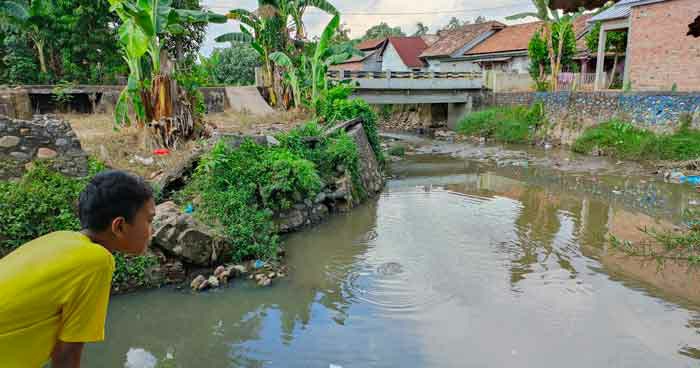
85, 145, 700, 368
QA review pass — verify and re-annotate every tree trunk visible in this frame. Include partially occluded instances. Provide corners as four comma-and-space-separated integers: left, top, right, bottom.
608, 53, 619, 89
544, 23, 557, 91
34, 38, 48, 74
553, 26, 566, 92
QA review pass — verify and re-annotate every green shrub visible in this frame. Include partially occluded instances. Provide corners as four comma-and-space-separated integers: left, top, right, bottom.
182, 138, 325, 261
457, 105, 544, 144
573, 120, 700, 161
318, 95, 384, 164
0, 161, 157, 290
388, 145, 405, 157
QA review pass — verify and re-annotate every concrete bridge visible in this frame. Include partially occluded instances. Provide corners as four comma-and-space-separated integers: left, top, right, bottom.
327, 70, 485, 128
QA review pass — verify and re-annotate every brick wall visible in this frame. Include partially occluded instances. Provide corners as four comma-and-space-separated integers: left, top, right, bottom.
628, 0, 700, 91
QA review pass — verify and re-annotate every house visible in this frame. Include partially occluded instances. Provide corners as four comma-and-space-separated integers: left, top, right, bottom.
460, 15, 592, 75
419, 21, 506, 72
380, 37, 430, 72
330, 36, 433, 72
329, 38, 387, 72
588, 0, 700, 91
461, 21, 545, 74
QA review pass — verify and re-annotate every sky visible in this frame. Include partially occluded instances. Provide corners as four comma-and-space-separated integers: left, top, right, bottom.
199, 0, 539, 55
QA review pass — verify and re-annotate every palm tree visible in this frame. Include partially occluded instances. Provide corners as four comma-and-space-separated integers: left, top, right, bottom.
0, 0, 52, 74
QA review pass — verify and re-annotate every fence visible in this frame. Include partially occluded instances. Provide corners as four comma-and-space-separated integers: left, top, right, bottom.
483, 71, 533, 92
556, 73, 600, 92
326, 70, 482, 81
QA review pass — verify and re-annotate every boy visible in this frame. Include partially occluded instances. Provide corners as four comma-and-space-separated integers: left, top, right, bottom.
0, 170, 156, 368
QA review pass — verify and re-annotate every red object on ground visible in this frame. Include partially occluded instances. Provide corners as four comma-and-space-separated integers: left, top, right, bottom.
153, 149, 170, 156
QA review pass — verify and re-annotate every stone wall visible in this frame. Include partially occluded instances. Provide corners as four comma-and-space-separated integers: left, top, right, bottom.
0, 89, 32, 120
487, 91, 700, 145
0, 115, 89, 179
200, 87, 228, 114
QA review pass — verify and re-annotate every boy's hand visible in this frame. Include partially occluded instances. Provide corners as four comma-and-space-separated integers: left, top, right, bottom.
52, 341, 84, 368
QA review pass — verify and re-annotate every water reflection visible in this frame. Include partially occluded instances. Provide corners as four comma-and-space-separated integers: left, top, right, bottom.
85, 155, 700, 368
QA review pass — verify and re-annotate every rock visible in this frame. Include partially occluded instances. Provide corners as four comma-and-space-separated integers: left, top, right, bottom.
133, 155, 154, 166
310, 203, 329, 223
230, 264, 248, 275
190, 275, 206, 290
198, 279, 210, 291
207, 275, 220, 288
152, 201, 224, 266
36, 148, 58, 160
9, 151, 30, 161
257, 277, 271, 287
214, 265, 226, 277
267, 272, 276, 279
0, 135, 20, 148
275, 208, 306, 233
265, 135, 280, 147
217, 270, 231, 284
314, 192, 326, 204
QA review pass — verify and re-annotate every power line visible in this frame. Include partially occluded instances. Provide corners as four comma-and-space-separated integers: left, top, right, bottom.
203, 2, 532, 16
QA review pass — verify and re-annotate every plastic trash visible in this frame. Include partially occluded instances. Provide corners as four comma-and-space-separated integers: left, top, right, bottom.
153, 148, 170, 156
253, 260, 265, 269
185, 204, 194, 214
682, 176, 700, 185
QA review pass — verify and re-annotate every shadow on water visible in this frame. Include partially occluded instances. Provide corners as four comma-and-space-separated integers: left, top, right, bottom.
86, 153, 700, 368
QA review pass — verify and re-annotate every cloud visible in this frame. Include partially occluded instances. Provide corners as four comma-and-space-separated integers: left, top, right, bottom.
200, 0, 537, 55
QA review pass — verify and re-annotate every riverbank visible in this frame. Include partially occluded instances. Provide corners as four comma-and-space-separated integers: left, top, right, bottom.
0, 101, 385, 294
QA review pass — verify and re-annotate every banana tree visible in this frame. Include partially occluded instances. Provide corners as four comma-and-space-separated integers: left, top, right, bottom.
270, 14, 346, 109
0, 0, 53, 74
216, 7, 280, 106
269, 52, 302, 109
108, 0, 225, 147
216, 0, 338, 107
279, 0, 338, 40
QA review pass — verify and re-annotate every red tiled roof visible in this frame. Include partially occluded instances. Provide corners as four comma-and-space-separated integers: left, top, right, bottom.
386, 37, 429, 68
420, 21, 506, 58
465, 14, 594, 56
466, 21, 545, 55
356, 38, 385, 51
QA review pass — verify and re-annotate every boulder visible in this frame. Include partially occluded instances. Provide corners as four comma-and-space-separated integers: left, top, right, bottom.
275, 208, 307, 233
153, 201, 224, 266
190, 275, 206, 290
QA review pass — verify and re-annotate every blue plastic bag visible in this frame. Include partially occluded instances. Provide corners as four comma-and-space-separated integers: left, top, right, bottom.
682, 176, 700, 185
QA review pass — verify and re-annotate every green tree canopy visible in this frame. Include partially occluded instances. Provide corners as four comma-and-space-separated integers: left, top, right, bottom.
361, 22, 405, 40
585, 21, 627, 55
412, 22, 429, 36
210, 45, 262, 86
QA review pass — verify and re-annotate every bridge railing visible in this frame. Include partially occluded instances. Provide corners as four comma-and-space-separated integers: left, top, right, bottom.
327, 70, 482, 81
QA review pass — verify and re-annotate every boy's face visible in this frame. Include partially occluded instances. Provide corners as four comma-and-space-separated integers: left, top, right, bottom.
116, 199, 157, 255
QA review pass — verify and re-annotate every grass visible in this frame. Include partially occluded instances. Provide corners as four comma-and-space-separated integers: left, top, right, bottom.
611, 208, 700, 267
456, 104, 545, 144
63, 109, 310, 178
387, 145, 406, 157
573, 120, 700, 161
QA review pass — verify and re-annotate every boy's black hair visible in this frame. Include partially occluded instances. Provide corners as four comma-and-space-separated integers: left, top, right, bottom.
78, 170, 153, 231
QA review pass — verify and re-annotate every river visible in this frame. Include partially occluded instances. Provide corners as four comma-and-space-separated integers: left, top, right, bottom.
85, 140, 700, 367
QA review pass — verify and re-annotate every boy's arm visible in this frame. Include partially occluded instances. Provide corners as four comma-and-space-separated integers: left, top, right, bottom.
52, 341, 84, 368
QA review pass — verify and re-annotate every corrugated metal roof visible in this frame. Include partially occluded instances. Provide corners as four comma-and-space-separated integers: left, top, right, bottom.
588, 0, 667, 23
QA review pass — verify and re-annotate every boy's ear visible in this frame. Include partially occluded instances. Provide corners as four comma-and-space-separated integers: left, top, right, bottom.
110, 216, 128, 238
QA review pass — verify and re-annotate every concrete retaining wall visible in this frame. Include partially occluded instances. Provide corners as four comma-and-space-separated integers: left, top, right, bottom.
487, 91, 700, 145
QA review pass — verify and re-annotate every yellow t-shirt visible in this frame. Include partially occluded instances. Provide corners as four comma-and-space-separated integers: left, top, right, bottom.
0, 231, 115, 368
